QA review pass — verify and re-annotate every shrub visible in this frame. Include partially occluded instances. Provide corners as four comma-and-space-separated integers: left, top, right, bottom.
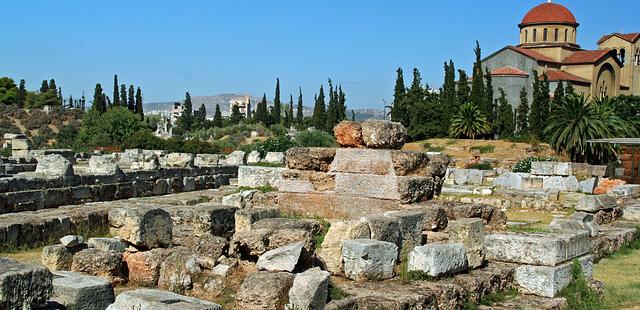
512, 156, 557, 173
251, 135, 300, 157
294, 129, 336, 147
467, 161, 492, 170
470, 144, 495, 154
449, 103, 491, 139
122, 130, 222, 154
558, 259, 602, 309
79, 107, 145, 147
0, 147, 11, 157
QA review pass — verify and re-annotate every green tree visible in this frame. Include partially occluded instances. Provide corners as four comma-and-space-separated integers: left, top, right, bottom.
255, 93, 269, 124
272, 78, 281, 124
230, 104, 242, 124
120, 84, 127, 109
177, 92, 193, 132
337, 85, 347, 121
92, 83, 107, 113
450, 103, 491, 139
495, 88, 515, 137
40, 80, 49, 93
135, 87, 143, 117
296, 87, 304, 127
553, 80, 565, 106
529, 71, 550, 139
516, 87, 529, 134
48, 79, 58, 96
484, 67, 496, 133
127, 85, 135, 112
284, 94, 293, 128
326, 79, 338, 130
457, 69, 470, 105
246, 100, 252, 120
68, 94, 74, 109
441, 60, 457, 128
58, 87, 64, 106
79, 106, 145, 146
390, 67, 408, 125
213, 104, 223, 127
566, 81, 576, 96
312, 85, 326, 131
113, 75, 120, 107
16, 79, 26, 107
469, 41, 485, 108
193, 104, 206, 129
0, 77, 18, 106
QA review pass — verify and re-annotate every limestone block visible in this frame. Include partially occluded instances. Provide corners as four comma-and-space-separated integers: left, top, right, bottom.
334, 121, 364, 147
70, 249, 126, 285
247, 150, 261, 164
448, 218, 485, 268
392, 150, 444, 177
0, 258, 53, 310
264, 152, 285, 165
222, 192, 244, 208
612, 184, 640, 197
256, 242, 304, 272
286, 267, 330, 310
623, 205, 640, 221
485, 231, 590, 266
234, 207, 280, 233
549, 218, 599, 237
515, 255, 593, 297
286, 147, 336, 172
42, 244, 82, 271
493, 172, 529, 190
383, 210, 424, 252
51, 271, 115, 310
334, 173, 434, 203
522, 176, 544, 189
279, 169, 335, 193
60, 235, 84, 248
194, 153, 219, 167
252, 218, 321, 236
11, 138, 30, 150
122, 249, 165, 287
577, 194, 616, 212
408, 243, 468, 277
237, 165, 284, 188
88, 154, 121, 175
224, 150, 245, 165
361, 119, 407, 149
230, 228, 314, 259
169, 204, 238, 238
106, 288, 221, 310
236, 272, 294, 310
342, 239, 398, 281
108, 205, 173, 249
579, 178, 598, 194
363, 215, 401, 248
330, 148, 394, 175
318, 220, 371, 275
543, 176, 579, 192
163, 153, 194, 168
554, 162, 571, 176
35, 154, 74, 177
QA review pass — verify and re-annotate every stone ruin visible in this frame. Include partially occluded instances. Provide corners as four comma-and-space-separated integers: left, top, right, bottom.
1, 120, 640, 310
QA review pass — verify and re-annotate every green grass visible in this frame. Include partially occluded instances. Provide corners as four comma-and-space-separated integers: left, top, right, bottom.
479, 288, 519, 305
328, 281, 350, 301
559, 259, 602, 309
469, 144, 495, 154
249, 162, 286, 168
423, 142, 445, 152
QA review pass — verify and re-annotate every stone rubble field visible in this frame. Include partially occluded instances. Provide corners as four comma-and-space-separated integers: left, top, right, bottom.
1, 120, 640, 309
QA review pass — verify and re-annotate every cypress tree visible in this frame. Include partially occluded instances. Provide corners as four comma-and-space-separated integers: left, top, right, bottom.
255, 93, 268, 124
272, 78, 281, 124
128, 85, 135, 112
246, 100, 252, 119
49, 79, 58, 96
390, 68, 407, 124
484, 67, 495, 123
326, 79, 338, 130
457, 69, 470, 105
135, 87, 143, 117
92, 83, 106, 113
566, 81, 576, 96
516, 87, 529, 134
120, 84, 127, 108
553, 80, 565, 106
296, 87, 304, 126
351, 110, 356, 121
40, 80, 49, 93
58, 87, 64, 106
230, 104, 242, 124
213, 104, 223, 127
529, 71, 550, 139
495, 88, 515, 137
285, 94, 294, 128
312, 85, 326, 131
441, 60, 457, 126
68, 94, 73, 109
470, 41, 485, 108
16, 79, 26, 108
337, 85, 346, 121
113, 75, 120, 107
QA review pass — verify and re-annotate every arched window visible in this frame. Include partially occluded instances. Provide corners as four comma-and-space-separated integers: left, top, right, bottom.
525, 30, 528, 43
572, 30, 575, 41
613, 49, 618, 61
565, 29, 568, 41
621, 49, 626, 64
635, 48, 640, 65
554, 29, 559, 41
543, 28, 548, 41
533, 29, 537, 42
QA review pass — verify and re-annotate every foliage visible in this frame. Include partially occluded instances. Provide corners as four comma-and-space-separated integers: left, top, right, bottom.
272, 78, 281, 124
390, 67, 407, 125
529, 71, 550, 139
495, 88, 515, 137
328, 282, 350, 301
558, 259, 602, 309
0, 77, 18, 105
296, 87, 304, 127
441, 60, 458, 130
470, 41, 486, 109
423, 143, 444, 152
0, 147, 11, 157
611, 95, 640, 133
544, 95, 635, 163
176, 92, 193, 133
294, 129, 336, 147
470, 144, 494, 154
479, 288, 519, 306
449, 103, 491, 139
79, 107, 145, 146
122, 130, 222, 154
237, 185, 277, 193
250, 135, 300, 157
312, 85, 327, 131
516, 87, 529, 134
467, 161, 492, 170
512, 156, 557, 173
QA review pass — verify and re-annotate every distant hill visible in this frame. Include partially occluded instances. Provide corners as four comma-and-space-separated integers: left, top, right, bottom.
145, 93, 384, 120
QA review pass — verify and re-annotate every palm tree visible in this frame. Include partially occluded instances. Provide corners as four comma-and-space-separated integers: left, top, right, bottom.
544, 95, 635, 163
449, 103, 491, 139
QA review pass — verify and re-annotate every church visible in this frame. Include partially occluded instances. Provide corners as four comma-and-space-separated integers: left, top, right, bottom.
482, 1, 640, 108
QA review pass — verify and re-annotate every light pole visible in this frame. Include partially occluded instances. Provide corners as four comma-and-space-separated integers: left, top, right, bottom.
382, 99, 388, 121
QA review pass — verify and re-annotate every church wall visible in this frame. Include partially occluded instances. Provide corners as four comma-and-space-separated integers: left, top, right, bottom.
482, 48, 538, 108
492, 76, 530, 111
598, 36, 640, 94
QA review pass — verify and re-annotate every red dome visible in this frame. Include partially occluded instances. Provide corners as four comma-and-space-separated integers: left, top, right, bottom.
520, 2, 578, 27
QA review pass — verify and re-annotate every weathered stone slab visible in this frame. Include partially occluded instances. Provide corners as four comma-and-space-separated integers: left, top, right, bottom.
88, 154, 122, 175
361, 120, 407, 149
515, 255, 593, 297
60, 235, 84, 248
236, 271, 295, 310
363, 215, 401, 248
577, 194, 616, 212
234, 207, 280, 233
612, 184, 640, 197
51, 271, 115, 310
230, 228, 314, 259
448, 218, 485, 268
342, 239, 397, 281
493, 172, 530, 190
108, 205, 173, 249
318, 220, 371, 275
383, 210, 424, 252
579, 177, 598, 194
70, 249, 126, 285
256, 242, 304, 272
485, 231, 590, 266
252, 218, 321, 235
237, 165, 284, 188
194, 154, 219, 167
224, 150, 246, 165
247, 150, 261, 164
543, 176, 579, 192
286, 267, 330, 310
106, 288, 221, 310
279, 169, 335, 193
334, 121, 364, 147
334, 173, 434, 203
42, 244, 86, 271
163, 153, 194, 168
330, 148, 394, 175
36, 154, 74, 177
549, 218, 599, 237
264, 152, 285, 165
169, 203, 238, 238
0, 257, 53, 310
408, 243, 468, 277
286, 147, 336, 172
531, 162, 571, 176
623, 205, 640, 221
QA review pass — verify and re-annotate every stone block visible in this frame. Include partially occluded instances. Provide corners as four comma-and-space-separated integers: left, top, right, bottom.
577, 194, 616, 212
88, 237, 128, 253
194, 154, 219, 167
173, 204, 238, 237
237, 165, 284, 188
530, 161, 556, 176
36, 154, 74, 177
234, 207, 280, 233
361, 119, 407, 149
408, 243, 468, 277
108, 205, 173, 249
334, 173, 434, 203
623, 205, 640, 221
286, 147, 336, 172
230, 228, 314, 259
279, 169, 335, 193
515, 255, 593, 297
42, 244, 78, 271
252, 218, 321, 236
51, 271, 115, 310
330, 148, 394, 175
318, 220, 371, 275
60, 235, 84, 248
383, 210, 424, 252
612, 184, 640, 197
11, 138, 30, 150
485, 231, 590, 266
549, 218, 599, 237
334, 121, 364, 147
123, 249, 165, 287
286, 267, 331, 310
363, 215, 401, 247
342, 239, 398, 281
448, 218, 485, 268
71, 249, 126, 285
264, 152, 285, 165
224, 150, 245, 165
493, 172, 529, 190
247, 150, 261, 164
163, 153, 194, 168
0, 258, 52, 310
579, 178, 598, 194
256, 242, 304, 272
106, 288, 221, 310
236, 271, 294, 310
543, 176, 579, 192
88, 154, 122, 175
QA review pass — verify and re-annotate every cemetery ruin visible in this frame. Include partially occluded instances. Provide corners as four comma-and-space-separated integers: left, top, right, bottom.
1, 120, 640, 310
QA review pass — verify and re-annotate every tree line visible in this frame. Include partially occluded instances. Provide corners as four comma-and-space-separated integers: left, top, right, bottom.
0, 76, 86, 109
90, 74, 144, 118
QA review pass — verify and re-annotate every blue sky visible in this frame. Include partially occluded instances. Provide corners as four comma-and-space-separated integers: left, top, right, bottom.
1, 0, 638, 109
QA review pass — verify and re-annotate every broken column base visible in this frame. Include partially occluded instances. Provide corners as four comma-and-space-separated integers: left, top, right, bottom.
514, 254, 593, 298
